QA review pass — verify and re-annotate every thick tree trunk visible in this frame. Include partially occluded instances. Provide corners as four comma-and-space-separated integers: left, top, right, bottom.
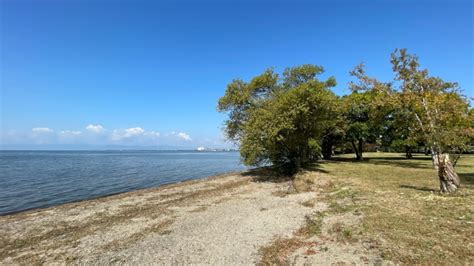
321, 137, 333, 160
322, 146, 332, 160
438, 153, 460, 193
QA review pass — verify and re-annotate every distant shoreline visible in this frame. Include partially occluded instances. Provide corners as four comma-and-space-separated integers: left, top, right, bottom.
0, 148, 239, 152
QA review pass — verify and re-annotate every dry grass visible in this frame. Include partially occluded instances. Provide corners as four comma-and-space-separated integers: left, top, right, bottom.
292, 171, 317, 192
328, 222, 356, 243
100, 219, 175, 252
296, 212, 325, 237
258, 237, 304, 265
300, 199, 315, 208
189, 206, 208, 213
311, 152, 474, 264
258, 153, 473, 264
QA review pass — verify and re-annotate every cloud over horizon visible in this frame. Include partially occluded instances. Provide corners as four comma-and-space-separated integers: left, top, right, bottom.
85, 124, 105, 133
177, 132, 191, 141
0, 124, 225, 148
32, 127, 54, 134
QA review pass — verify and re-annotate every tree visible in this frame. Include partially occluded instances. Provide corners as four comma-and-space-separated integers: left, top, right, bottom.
343, 64, 392, 160
321, 116, 345, 160
383, 96, 421, 158
390, 49, 473, 193
218, 65, 337, 174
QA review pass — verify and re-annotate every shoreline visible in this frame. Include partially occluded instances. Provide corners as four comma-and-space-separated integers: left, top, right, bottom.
1, 169, 319, 264
0, 170, 247, 217
1, 155, 471, 264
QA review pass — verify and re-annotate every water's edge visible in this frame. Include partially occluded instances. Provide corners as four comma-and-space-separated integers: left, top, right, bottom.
0, 170, 247, 217
0, 151, 246, 215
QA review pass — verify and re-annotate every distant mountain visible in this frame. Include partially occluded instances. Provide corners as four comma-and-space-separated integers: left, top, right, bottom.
0, 144, 192, 151
195, 146, 238, 152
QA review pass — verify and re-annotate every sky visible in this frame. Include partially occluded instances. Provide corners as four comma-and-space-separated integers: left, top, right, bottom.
0, 0, 472, 149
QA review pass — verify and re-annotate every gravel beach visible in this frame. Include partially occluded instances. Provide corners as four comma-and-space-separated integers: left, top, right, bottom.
0, 172, 317, 264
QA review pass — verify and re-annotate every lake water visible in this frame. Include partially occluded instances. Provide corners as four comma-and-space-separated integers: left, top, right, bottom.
0, 150, 246, 215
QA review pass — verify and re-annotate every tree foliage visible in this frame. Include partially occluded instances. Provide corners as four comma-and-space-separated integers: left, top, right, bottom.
342, 64, 393, 160
390, 49, 472, 158
218, 50, 473, 188
218, 65, 337, 173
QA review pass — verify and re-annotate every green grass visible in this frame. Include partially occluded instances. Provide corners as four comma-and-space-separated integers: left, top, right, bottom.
308, 152, 474, 264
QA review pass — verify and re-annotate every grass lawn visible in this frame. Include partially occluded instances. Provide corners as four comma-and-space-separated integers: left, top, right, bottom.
307, 152, 473, 264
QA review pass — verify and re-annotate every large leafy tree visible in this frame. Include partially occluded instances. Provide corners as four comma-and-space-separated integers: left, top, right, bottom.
390, 49, 473, 192
218, 65, 337, 174
385, 92, 428, 158
320, 103, 345, 160
343, 64, 393, 160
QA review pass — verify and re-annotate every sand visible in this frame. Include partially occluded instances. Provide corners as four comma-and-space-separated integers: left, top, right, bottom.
0, 173, 314, 264
0, 171, 386, 265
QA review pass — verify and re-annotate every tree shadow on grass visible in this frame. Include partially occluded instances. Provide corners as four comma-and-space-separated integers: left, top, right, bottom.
328, 156, 432, 169
458, 172, 474, 186
303, 162, 330, 174
370, 159, 432, 169
399, 184, 438, 192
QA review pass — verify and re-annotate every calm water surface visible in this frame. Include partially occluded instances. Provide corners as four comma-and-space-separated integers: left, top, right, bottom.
0, 150, 246, 215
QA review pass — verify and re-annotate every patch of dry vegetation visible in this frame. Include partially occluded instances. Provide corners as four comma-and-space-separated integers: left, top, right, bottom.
259, 172, 361, 264
100, 219, 175, 252
296, 212, 325, 237
258, 237, 304, 265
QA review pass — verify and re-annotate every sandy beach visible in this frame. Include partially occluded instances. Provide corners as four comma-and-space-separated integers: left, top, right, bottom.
0, 170, 387, 265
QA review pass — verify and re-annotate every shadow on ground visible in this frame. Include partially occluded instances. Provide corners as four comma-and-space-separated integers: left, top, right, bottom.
459, 173, 474, 186
327, 156, 433, 169
243, 167, 293, 183
303, 163, 330, 174
399, 184, 438, 192
370, 159, 432, 169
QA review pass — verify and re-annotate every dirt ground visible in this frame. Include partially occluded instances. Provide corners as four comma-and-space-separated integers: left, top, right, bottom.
0, 171, 388, 265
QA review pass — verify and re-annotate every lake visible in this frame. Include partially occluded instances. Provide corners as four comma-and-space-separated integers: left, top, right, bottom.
0, 150, 246, 215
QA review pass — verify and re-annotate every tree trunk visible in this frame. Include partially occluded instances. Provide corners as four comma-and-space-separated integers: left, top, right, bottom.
438, 153, 460, 193
405, 146, 413, 159
431, 151, 439, 170
357, 139, 364, 160
322, 141, 333, 160
351, 141, 362, 160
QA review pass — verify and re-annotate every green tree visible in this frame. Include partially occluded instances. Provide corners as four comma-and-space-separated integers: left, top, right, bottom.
381, 94, 421, 158
321, 110, 345, 160
343, 64, 392, 160
218, 65, 337, 174
390, 49, 473, 192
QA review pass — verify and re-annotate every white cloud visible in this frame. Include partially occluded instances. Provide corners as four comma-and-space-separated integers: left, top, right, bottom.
32, 127, 54, 133
30, 127, 55, 144
59, 130, 82, 136
86, 124, 104, 133
4, 125, 199, 146
144, 131, 160, 138
178, 132, 192, 141
124, 127, 145, 137
111, 127, 147, 141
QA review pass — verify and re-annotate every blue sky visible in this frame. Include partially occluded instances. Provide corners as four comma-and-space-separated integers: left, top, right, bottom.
1, 0, 472, 149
